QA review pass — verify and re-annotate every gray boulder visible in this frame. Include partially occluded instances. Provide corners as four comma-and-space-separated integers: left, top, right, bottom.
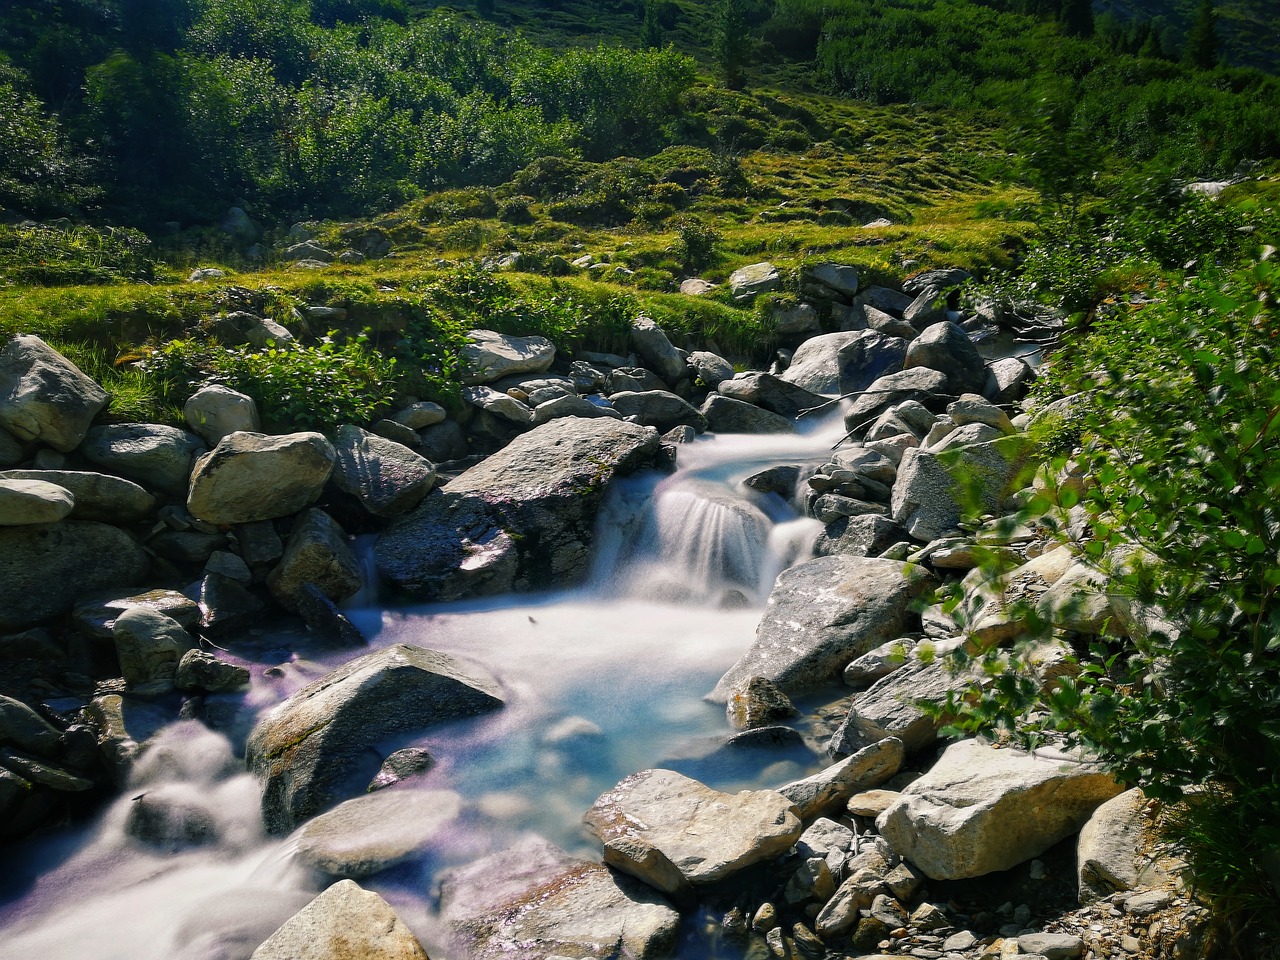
532, 393, 622, 425
266, 509, 362, 612
583, 768, 802, 899
112, 607, 195, 693
174, 649, 250, 693
766, 300, 820, 335
211, 311, 294, 348
183, 385, 260, 445
293, 789, 461, 880
82, 424, 205, 497
800, 262, 859, 301
249, 879, 427, 960
717, 373, 827, 419
987, 356, 1037, 404
246, 643, 503, 833
0, 521, 148, 631
187, 431, 335, 525
609, 366, 667, 394
0, 425, 22, 466
461, 385, 535, 425
0, 469, 155, 522
903, 287, 948, 328
687, 350, 735, 388
441, 835, 680, 960
876, 738, 1124, 880
462, 329, 556, 385
837, 331, 910, 396
701, 395, 792, 434
713, 555, 937, 699
728, 262, 782, 300
609, 390, 707, 433
778, 738, 905, 821
0, 335, 108, 452
331, 425, 436, 518
391, 401, 447, 429
377, 418, 659, 600
904, 321, 989, 396
844, 368, 950, 434
904, 268, 973, 295
779, 331, 872, 395
71, 587, 201, 639
1077, 788, 1174, 903
630, 317, 688, 385
0, 695, 62, 757
0, 478, 74, 525
854, 285, 914, 317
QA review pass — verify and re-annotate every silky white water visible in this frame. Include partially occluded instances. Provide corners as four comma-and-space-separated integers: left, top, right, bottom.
0, 416, 847, 960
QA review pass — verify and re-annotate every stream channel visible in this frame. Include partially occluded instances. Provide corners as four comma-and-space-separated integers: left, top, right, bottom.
0, 413, 856, 960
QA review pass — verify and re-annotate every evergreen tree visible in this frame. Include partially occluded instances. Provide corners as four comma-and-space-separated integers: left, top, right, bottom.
712, 0, 751, 89
641, 0, 662, 49
1060, 0, 1094, 38
1183, 0, 1220, 69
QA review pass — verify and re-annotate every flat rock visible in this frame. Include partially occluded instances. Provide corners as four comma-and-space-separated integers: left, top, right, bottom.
713, 555, 936, 699
0, 469, 156, 522
249, 879, 427, 960
0, 335, 109, 452
609, 390, 706, 433
187, 431, 335, 525
876, 738, 1124, 880
778, 738, 905, 821
701, 395, 792, 434
0, 521, 149, 631
294, 789, 462, 879
246, 643, 503, 833
0, 478, 74, 524
1077, 787, 1172, 903
462, 329, 556, 385
583, 768, 802, 899
376, 417, 658, 601
440, 835, 680, 960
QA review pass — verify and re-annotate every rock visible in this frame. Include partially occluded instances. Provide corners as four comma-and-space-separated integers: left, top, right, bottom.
0, 425, 22, 466
294, 789, 461, 880
1123, 889, 1173, 915
81, 424, 205, 497
71, 588, 200, 639
183, 385, 261, 445
84, 693, 170, 785
462, 329, 556, 385
766, 300, 821, 335
876, 738, 1125, 879
904, 268, 973, 296
188, 268, 225, 282
0, 335, 109, 452
0, 478, 74, 524
193, 573, 265, 633
903, 287, 948, 328
778, 332, 872, 396
743, 465, 802, 500
266, 509, 361, 612
844, 368, 950, 434
890, 436, 1034, 543
800, 262, 859, 301
610, 390, 706, 432
701, 395, 793, 434
246, 643, 503, 832
583, 768, 802, 899
283, 240, 333, 263
532, 393, 622, 425
331, 425, 437, 518
0, 521, 149, 631
718, 373, 827, 419
726, 677, 800, 731
0, 469, 155, 522
1077, 788, 1171, 903
212, 311, 295, 348
1018, 933, 1086, 959
777, 738, 906, 821
295, 583, 366, 647
713, 556, 937, 698
688, 350, 735, 388
987, 356, 1037, 404
0, 695, 62, 757
630, 317, 688, 386
392, 401, 447, 430
680, 278, 717, 296
610, 366, 667, 394
378, 418, 659, 601
846, 789, 901, 819
112, 607, 195, 693
816, 514, 906, 559
174, 649, 250, 693
861, 306, 917, 339
187, 431, 335, 525
367, 747, 434, 791
904, 321, 989, 396
220, 206, 259, 243
440, 834, 680, 960
843, 637, 917, 688
837, 331, 910, 396
729, 262, 782, 300
947, 393, 1014, 433
855, 286, 914, 317
205, 549, 251, 583
249, 879, 428, 960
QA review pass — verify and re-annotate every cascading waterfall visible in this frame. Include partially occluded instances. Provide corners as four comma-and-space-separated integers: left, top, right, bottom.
0, 414, 846, 960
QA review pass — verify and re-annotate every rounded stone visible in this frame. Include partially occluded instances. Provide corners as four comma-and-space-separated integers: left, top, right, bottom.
0, 478, 74, 525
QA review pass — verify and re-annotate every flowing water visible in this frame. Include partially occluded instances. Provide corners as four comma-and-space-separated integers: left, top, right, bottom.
0, 417, 850, 960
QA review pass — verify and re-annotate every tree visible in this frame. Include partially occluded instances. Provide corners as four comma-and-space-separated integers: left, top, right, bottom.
1060, 0, 1093, 38
712, 0, 752, 90
641, 0, 662, 50
1183, 0, 1220, 70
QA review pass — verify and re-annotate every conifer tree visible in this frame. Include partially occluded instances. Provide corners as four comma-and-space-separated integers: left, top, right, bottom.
1183, 0, 1220, 69
712, 0, 751, 89
641, 0, 662, 49
1060, 0, 1094, 38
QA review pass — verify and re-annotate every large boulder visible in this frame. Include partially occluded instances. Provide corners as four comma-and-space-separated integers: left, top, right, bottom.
779, 332, 872, 396
187, 431, 335, 525
608, 390, 707, 433
712, 555, 937, 699
0, 478, 74, 525
440, 835, 680, 960
844, 368, 950, 434
0, 469, 155, 522
903, 321, 989, 396
82, 424, 205, 497
777, 738, 905, 821
376, 417, 659, 601
249, 880, 427, 960
0, 335, 109, 452
717, 373, 826, 419
838, 331, 910, 396
0, 521, 148, 631
700, 395, 792, 434
462, 329, 556, 385
630, 317, 688, 386
246, 643, 503, 833
266, 508, 362, 611
876, 738, 1124, 880
1077, 788, 1174, 904
728, 262, 781, 300
112, 607, 195, 693
890, 435, 1034, 542
800, 262, 860, 302
330, 425, 436, 518
583, 768, 802, 899
293, 789, 462, 880
183, 384, 260, 445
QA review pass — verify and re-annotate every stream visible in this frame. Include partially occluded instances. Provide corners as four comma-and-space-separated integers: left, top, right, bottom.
0, 415, 851, 960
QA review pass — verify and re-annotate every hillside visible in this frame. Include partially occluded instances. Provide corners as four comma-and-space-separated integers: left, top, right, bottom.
1096, 0, 1280, 71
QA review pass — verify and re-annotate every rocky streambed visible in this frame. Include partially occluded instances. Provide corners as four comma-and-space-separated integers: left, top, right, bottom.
0, 262, 1205, 960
